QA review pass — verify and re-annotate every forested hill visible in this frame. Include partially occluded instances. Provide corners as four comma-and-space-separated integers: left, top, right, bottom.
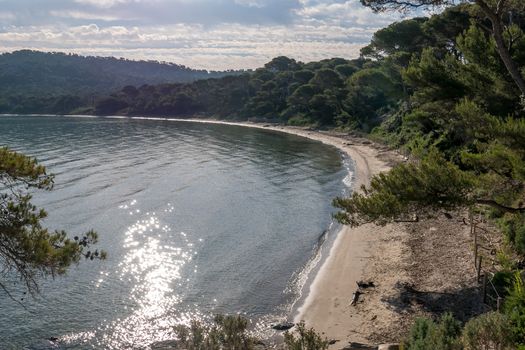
89, 6, 473, 129
0, 50, 239, 97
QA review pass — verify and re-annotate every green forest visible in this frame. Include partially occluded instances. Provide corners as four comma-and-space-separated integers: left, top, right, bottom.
0, 50, 239, 114
3, 0, 525, 347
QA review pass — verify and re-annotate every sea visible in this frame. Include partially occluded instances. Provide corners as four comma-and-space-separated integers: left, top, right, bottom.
0, 115, 352, 349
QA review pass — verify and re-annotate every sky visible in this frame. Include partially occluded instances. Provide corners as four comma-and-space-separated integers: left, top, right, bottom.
0, 0, 407, 70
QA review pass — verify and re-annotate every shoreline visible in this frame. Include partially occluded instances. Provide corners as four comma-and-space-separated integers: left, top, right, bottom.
127, 117, 402, 344
10, 114, 404, 345
150, 118, 482, 347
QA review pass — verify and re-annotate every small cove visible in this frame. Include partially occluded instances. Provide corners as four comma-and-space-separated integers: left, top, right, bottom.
0, 115, 352, 349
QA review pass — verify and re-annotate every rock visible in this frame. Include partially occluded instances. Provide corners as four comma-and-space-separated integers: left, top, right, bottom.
356, 280, 375, 289
47, 337, 59, 342
328, 339, 339, 345
271, 321, 294, 331
378, 344, 400, 350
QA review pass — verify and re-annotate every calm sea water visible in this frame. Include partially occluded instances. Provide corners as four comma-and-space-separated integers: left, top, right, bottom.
0, 116, 351, 349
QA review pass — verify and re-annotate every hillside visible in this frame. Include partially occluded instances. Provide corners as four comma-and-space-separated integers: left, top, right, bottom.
0, 50, 238, 98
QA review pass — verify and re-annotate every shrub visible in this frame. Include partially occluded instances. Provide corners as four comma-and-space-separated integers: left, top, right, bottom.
283, 321, 329, 350
461, 311, 512, 350
498, 214, 525, 255
491, 270, 514, 299
405, 313, 462, 350
406, 318, 434, 350
504, 272, 525, 345
174, 314, 256, 350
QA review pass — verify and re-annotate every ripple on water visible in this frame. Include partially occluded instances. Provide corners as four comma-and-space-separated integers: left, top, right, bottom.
0, 116, 351, 349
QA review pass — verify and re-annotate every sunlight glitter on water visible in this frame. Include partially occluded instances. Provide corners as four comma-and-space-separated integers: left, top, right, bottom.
90, 200, 201, 348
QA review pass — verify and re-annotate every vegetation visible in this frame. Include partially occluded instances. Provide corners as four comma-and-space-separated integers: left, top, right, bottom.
0, 50, 239, 114
89, 56, 371, 128
404, 313, 462, 350
283, 322, 329, 350
333, 1, 525, 242
0, 147, 105, 300
403, 311, 514, 350
171, 316, 327, 350
341, 1, 525, 349
461, 311, 513, 350
173, 315, 257, 350
3, 0, 525, 347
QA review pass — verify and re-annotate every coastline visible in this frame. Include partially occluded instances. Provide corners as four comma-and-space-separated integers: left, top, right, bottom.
53, 115, 406, 344
2, 114, 486, 346
143, 117, 404, 345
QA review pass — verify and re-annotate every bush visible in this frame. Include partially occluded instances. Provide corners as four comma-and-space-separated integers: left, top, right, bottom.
287, 115, 316, 127
173, 316, 329, 350
498, 214, 525, 255
491, 270, 514, 299
174, 314, 256, 350
283, 321, 329, 350
405, 313, 462, 350
406, 317, 434, 350
461, 311, 512, 350
504, 272, 525, 345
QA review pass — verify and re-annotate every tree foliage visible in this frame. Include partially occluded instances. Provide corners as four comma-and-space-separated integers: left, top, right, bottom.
172, 316, 328, 350
283, 321, 329, 350
0, 50, 237, 99
333, 1, 525, 240
0, 147, 105, 299
405, 313, 463, 350
333, 149, 477, 226
174, 315, 256, 350
361, 0, 525, 95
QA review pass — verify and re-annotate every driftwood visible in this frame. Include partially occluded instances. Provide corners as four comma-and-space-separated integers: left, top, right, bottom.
356, 280, 375, 289
350, 290, 362, 306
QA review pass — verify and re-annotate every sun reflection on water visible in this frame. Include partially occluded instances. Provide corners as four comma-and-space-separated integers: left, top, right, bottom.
69, 200, 203, 349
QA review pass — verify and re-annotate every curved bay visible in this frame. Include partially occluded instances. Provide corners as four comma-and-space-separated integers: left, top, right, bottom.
0, 116, 350, 349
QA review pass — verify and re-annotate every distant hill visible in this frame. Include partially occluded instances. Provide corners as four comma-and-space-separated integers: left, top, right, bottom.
0, 50, 240, 97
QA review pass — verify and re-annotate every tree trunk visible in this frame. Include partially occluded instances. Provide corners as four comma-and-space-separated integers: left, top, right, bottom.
476, 199, 525, 213
476, 0, 525, 95
491, 16, 525, 95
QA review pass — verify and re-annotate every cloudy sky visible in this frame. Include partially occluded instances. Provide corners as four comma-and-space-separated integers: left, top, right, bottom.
0, 0, 407, 70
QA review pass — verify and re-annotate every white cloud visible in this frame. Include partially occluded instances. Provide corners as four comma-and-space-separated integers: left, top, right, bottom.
0, 21, 380, 70
73, 0, 136, 9
49, 10, 126, 21
234, 0, 266, 8
0, 11, 15, 20
0, 0, 409, 70
296, 0, 402, 27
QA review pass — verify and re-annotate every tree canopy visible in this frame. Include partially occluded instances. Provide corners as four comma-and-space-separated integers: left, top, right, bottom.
0, 147, 105, 300
361, 0, 525, 95
333, 1, 525, 257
